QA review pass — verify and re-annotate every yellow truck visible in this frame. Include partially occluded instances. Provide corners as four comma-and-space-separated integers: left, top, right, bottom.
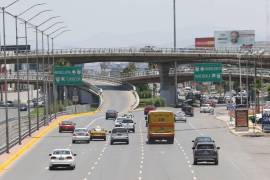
147, 110, 175, 144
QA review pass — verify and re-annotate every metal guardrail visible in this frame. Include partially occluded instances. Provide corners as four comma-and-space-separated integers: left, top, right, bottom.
0, 47, 268, 58
83, 67, 270, 82
0, 104, 93, 155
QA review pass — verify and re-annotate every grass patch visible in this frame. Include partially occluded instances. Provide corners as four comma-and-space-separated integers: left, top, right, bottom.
139, 97, 165, 107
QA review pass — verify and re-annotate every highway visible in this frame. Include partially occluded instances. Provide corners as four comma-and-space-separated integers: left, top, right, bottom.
1, 81, 270, 180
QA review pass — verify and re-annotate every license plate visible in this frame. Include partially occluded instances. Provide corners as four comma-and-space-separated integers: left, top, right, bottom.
59, 157, 64, 160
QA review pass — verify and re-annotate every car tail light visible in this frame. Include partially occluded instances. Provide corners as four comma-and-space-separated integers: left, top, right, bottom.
51, 156, 56, 160
66, 156, 72, 160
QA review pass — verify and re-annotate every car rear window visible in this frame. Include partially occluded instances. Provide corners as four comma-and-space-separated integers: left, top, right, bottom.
53, 150, 71, 155
122, 119, 133, 123
196, 137, 212, 142
112, 128, 127, 133
197, 144, 214, 149
62, 121, 73, 125
74, 129, 87, 133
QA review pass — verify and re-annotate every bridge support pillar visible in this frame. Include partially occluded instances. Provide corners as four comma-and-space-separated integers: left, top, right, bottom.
159, 63, 176, 107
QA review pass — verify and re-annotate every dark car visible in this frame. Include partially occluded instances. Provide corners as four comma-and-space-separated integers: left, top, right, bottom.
59, 121, 76, 133
106, 110, 118, 120
192, 136, 214, 149
20, 104, 28, 111
110, 127, 129, 145
182, 105, 194, 116
144, 105, 156, 115
192, 142, 220, 165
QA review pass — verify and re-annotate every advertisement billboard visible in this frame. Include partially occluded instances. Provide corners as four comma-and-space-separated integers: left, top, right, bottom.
235, 109, 249, 131
214, 30, 255, 48
195, 37, 215, 48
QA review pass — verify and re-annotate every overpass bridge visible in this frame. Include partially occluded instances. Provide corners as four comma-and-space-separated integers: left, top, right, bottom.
0, 47, 268, 105
1, 48, 269, 66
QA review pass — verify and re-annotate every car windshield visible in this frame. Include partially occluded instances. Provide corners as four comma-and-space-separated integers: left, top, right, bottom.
116, 118, 125, 122
196, 137, 212, 142
74, 129, 87, 133
107, 110, 115, 113
197, 144, 215, 149
122, 119, 133, 123
112, 128, 127, 133
62, 121, 73, 125
53, 150, 71, 155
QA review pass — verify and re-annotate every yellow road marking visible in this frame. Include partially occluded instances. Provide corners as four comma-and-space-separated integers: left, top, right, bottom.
0, 110, 100, 174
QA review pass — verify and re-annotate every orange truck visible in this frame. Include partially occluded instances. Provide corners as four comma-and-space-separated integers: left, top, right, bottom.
147, 110, 175, 144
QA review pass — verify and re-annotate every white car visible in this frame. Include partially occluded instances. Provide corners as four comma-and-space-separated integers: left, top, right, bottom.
72, 128, 90, 143
49, 149, 76, 170
114, 117, 127, 126
200, 104, 214, 113
121, 118, 136, 132
175, 111, 187, 122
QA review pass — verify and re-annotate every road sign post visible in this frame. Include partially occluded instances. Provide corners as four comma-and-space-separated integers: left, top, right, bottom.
194, 63, 222, 82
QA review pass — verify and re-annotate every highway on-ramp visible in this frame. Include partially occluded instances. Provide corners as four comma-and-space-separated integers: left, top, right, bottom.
1, 81, 270, 180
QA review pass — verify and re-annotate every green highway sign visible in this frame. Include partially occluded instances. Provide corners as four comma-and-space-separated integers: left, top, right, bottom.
54, 66, 83, 86
194, 63, 222, 82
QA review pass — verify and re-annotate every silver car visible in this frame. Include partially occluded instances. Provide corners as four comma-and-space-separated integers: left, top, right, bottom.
72, 128, 90, 143
175, 111, 187, 122
110, 127, 129, 145
49, 149, 76, 170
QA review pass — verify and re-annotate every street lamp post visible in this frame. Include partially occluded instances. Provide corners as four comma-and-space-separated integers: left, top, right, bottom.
173, 0, 178, 106
1, 0, 21, 153
237, 54, 243, 104
2, 6, 9, 153
51, 30, 71, 118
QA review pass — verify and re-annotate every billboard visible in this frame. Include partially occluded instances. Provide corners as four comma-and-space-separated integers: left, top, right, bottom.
214, 30, 255, 48
195, 37, 215, 48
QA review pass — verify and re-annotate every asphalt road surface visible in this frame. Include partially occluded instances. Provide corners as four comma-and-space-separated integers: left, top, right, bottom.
0, 108, 29, 123
2, 82, 270, 180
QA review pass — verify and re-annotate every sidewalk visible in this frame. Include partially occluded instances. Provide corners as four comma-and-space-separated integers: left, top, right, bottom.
215, 107, 264, 136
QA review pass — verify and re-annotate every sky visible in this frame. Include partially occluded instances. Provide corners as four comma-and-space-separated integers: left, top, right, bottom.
1, 0, 270, 49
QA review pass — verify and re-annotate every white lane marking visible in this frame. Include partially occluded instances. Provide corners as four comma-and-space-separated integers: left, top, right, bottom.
138, 177, 142, 180
94, 161, 98, 165
88, 172, 91, 175
91, 166, 95, 170
188, 121, 204, 136
45, 167, 49, 170
85, 116, 105, 129
139, 170, 143, 174
175, 138, 198, 179
83, 178, 87, 180
98, 157, 101, 160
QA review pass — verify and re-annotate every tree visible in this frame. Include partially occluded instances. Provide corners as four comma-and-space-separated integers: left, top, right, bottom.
121, 63, 136, 75
56, 58, 71, 66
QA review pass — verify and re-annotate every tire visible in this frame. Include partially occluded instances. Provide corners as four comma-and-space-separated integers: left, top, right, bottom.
110, 141, 114, 145
133, 128, 135, 133
215, 159, 219, 165
70, 166, 75, 170
126, 140, 129, 145
90, 137, 92, 141
104, 137, 106, 141
87, 140, 90, 144
167, 137, 174, 144
106, 117, 108, 120
193, 159, 197, 165
72, 140, 75, 144
148, 138, 153, 144
49, 166, 54, 170
59, 130, 62, 133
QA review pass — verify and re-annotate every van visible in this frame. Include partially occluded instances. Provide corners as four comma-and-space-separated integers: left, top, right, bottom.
147, 110, 175, 144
